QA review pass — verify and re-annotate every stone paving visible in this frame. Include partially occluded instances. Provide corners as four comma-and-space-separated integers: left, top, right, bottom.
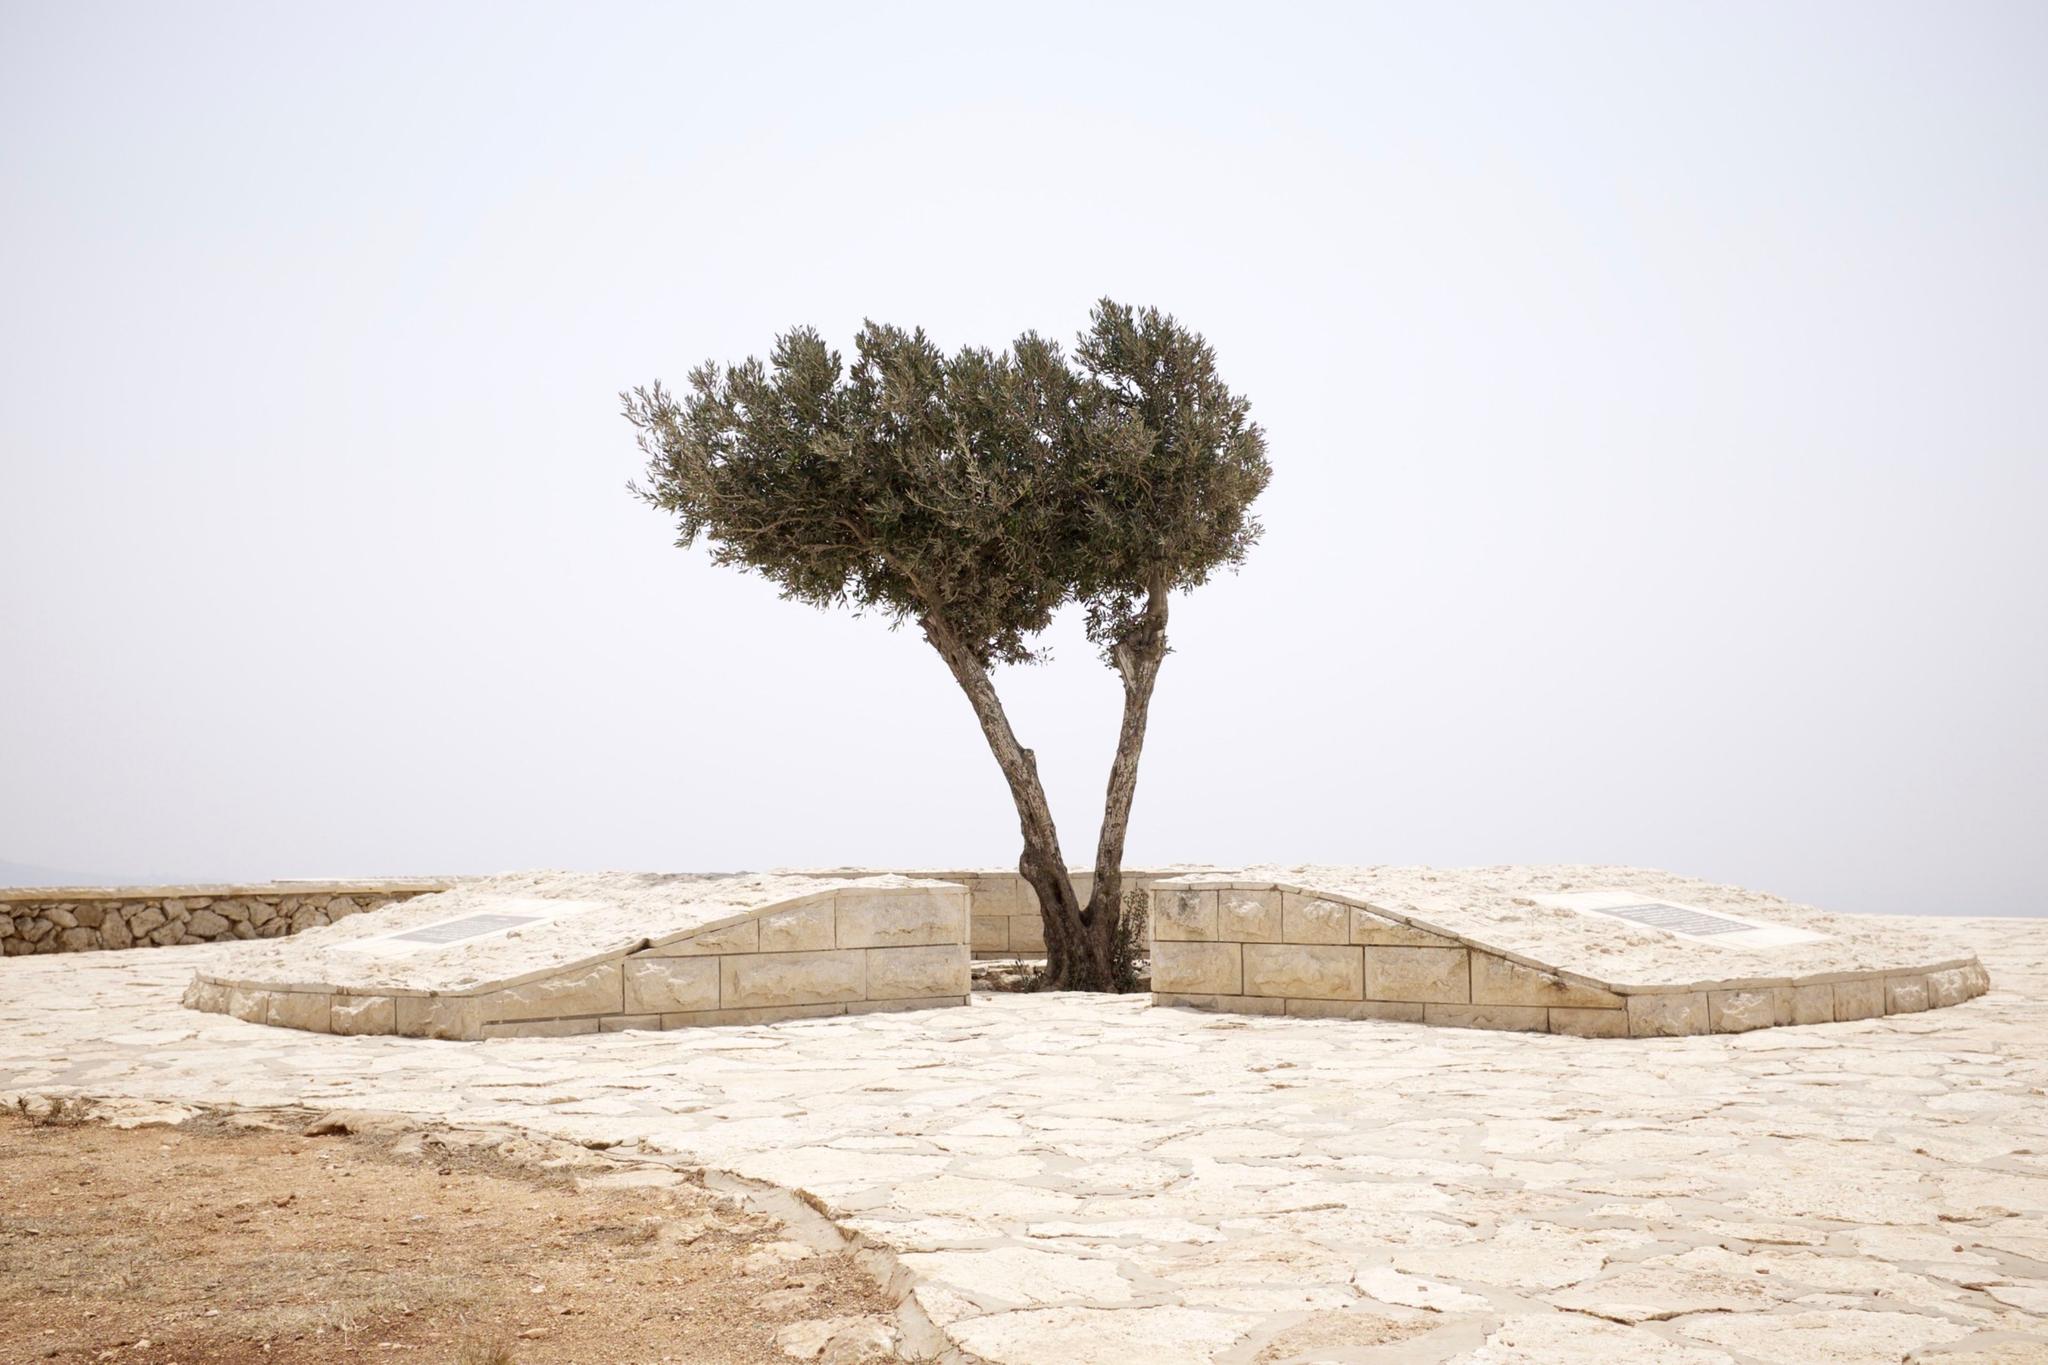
3, 917, 2046, 1364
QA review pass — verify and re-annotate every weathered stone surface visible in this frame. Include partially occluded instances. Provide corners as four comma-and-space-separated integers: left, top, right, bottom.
844, 995, 964, 1016
1007, 915, 1046, 953
481, 1017, 599, 1038
1213, 889, 1281, 943
1626, 991, 1710, 1036
1465, 1314, 1736, 1364
865, 945, 967, 1000
1280, 893, 1349, 944
1242, 944, 1361, 1000
651, 920, 760, 956
758, 900, 836, 953
226, 988, 271, 1023
721, 950, 866, 1009
127, 906, 166, 936
836, 890, 963, 949
1833, 977, 1886, 1021
1283, 998, 1423, 1021
1708, 987, 1781, 1033
266, 991, 332, 1033
1675, 1307, 1971, 1364
1424, 1003, 1547, 1032
1548, 1006, 1629, 1037
1790, 982, 1834, 1024
1926, 965, 1974, 1007
1364, 946, 1469, 1003
186, 909, 229, 938
329, 994, 396, 1035
1154, 890, 1218, 942
1350, 909, 1460, 948
661, 1002, 847, 1028
624, 957, 720, 1014
1470, 951, 1623, 1009
478, 961, 623, 1023
393, 994, 483, 1040
598, 1014, 663, 1031
971, 917, 1009, 951
1156, 991, 1287, 1014
1150, 941, 1241, 996
1886, 973, 1930, 1013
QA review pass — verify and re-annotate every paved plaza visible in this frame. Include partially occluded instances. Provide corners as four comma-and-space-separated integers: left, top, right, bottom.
4, 917, 2046, 1363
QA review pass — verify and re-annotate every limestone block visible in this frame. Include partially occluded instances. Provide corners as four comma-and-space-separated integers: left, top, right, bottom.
1350, 908, 1459, 948
58, 927, 95, 951
1886, 974, 1930, 1014
837, 890, 964, 949
866, 945, 968, 1000
479, 961, 623, 1023
1150, 940, 1241, 996
649, 920, 759, 956
1964, 961, 1991, 996
624, 957, 720, 1014
1425, 1003, 1548, 1032
187, 910, 229, 938
267, 992, 333, 1033
395, 995, 484, 1040
99, 916, 134, 950
182, 978, 227, 1013
846, 995, 967, 1015
1708, 989, 1781, 1033
1470, 952, 1624, 1010
44, 906, 78, 929
1626, 992, 1710, 1037
1364, 947, 1470, 1004
971, 916, 1010, 951
70, 903, 105, 929
1833, 978, 1886, 1021
759, 900, 836, 953
1790, 983, 1834, 1025
662, 1002, 847, 1029
1007, 915, 1046, 953
330, 995, 397, 1036
1281, 892, 1349, 945
722, 949, 866, 1009
1153, 991, 1286, 1014
1925, 966, 1973, 1008
127, 906, 166, 936
482, 1018, 599, 1038
966, 876, 1022, 917
1217, 889, 1282, 943
1548, 1006, 1629, 1038
1242, 943, 1362, 1000
599, 1014, 663, 1032
1153, 890, 1218, 942
227, 988, 272, 1023
1284, 998, 1425, 1022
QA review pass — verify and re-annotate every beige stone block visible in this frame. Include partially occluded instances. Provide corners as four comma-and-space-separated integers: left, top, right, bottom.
1350, 908, 1459, 948
1364, 947, 1470, 1004
1281, 892, 1350, 945
266, 992, 332, 1033
845, 995, 968, 1016
395, 995, 484, 1040
1007, 915, 1046, 953
648, 919, 759, 956
227, 988, 271, 1023
1150, 940, 1241, 995
1152, 991, 1285, 1015
1425, 1003, 1547, 1032
1833, 977, 1886, 1021
1153, 889, 1218, 942
1964, 961, 1991, 996
1708, 989, 1780, 1033
661, 1002, 846, 1029
479, 961, 622, 1023
866, 945, 967, 1000
1790, 983, 1834, 1025
837, 889, 964, 949
1626, 992, 1710, 1037
1886, 974, 1930, 1014
1470, 952, 1624, 1010
759, 899, 836, 953
1242, 943, 1362, 1000
1284, 998, 1425, 1022
721, 949, 865, 1009
329, 995, 396, 1035
482, 1018, 599, 1038
599, 1014, 663, 1032
967, 876, 1023, 917
182, 979, 228, 1014
1925, 966, 1973, 1008
1549, 1006, 1629, 1038
971, 916, 1010, 951
1217, 889, 1282, 942
625, 957, 720, 1014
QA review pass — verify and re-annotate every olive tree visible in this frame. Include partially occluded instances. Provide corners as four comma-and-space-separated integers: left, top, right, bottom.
625, 301, 1269, 990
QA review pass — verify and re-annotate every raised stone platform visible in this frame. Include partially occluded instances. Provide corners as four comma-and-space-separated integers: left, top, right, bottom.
182, 871, 971, 1039
1150, 867, 1990, 1036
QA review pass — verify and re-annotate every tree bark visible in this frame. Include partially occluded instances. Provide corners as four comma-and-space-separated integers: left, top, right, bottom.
1079, 582, 1169, 984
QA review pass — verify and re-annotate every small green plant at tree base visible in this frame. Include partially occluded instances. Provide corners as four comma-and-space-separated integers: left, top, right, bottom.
627, 301, 1269, 991
1110, 888, 1150, 994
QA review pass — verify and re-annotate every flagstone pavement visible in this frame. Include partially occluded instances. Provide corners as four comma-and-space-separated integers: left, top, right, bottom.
4, 917, 2046, 1364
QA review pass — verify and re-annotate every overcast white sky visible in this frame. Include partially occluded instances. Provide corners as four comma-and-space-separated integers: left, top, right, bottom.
2, 2, 2043, 915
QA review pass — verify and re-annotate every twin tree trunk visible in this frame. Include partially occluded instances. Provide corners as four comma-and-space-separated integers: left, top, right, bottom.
922, 589, 1169, 991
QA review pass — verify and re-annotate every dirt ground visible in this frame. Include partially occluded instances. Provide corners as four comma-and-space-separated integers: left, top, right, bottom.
0, 1103, 901, 1364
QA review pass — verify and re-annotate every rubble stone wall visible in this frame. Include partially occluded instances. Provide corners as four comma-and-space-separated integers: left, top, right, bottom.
0, 882, 450, 956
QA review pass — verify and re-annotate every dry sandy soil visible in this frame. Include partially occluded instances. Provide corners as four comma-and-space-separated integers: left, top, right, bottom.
0, 1107, 898, 1365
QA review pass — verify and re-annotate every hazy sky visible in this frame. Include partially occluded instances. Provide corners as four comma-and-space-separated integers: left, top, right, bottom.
3, 2, 2043, 915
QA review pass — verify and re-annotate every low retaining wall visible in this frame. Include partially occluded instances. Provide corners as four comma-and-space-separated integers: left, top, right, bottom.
930, 869, 1174, 958
1149, 879, 1991, 1037
185, 882, 972, 1040
0, 882, 451, 956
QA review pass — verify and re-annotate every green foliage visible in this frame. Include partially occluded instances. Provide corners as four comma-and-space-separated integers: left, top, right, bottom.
624, 300, 1270, 669
1110, 888, 1150, 994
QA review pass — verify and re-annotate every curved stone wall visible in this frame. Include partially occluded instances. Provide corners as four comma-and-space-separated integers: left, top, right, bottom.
0, 882, 450, 955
